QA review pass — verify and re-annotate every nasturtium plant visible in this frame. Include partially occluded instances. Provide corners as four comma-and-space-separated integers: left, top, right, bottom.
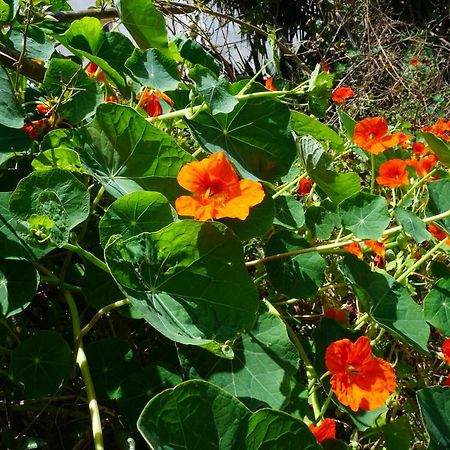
1, 1, 449, 449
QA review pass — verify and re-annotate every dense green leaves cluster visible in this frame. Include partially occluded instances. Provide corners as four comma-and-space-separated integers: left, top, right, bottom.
0, 0, 449, 449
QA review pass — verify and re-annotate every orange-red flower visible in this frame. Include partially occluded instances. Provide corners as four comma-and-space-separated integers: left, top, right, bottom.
21, 119, 51, 140
422, 118, 450, 142
344, 243, 363, 259
325, 336, 396, 411
396, 132, 412, 149
321, 60, 331, 72
364, 240, 386, 258
332, 86, 355, 104
85, 63, 106, 82
427, 223, 450, 244
325, 308, 347, 322
265, 76, 277, 91
406, 154, 438, 177
175, 151, 265, 221
36, 103, 51, 115
410, 57, 421, 68
138, 88, 174, 117
412, 142, 428, 156
298, 177, 313, 195
376, 159, 409, 188
444, 374, 450, 386
442, 338, 450, 364
353, 117, 404, 154
309, 418, 336, 443
105, 96, 118, 103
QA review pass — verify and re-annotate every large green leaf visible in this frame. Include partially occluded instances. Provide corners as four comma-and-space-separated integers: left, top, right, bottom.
0, 0, 18, 24
339, 255, 430, 354
125, 48, 179, 91
85, 338, 141, 400
394, 207, 432, 243
273, 195, 305, 230
187, 97, 296, 182
8, 25, 54, 63
79, 103, 193, 201
0, 67, 24, 128
426, 179, 450, 234
0, 260, 38, 317
421, 132, 450, 167
0, 124, 31, 154
189, 65, 238, 115
0, 192, 46, 260
10, 331, 72, 399
291, 111, 344, 153
307, 68, 333, 118
9, 169, 90, 247
105, 221, 259, 352
138, 380, 251, 449
99, 191, 175, 248
58, 17, 134, 93
265, 231, 326, 298
179, 302, 298, 409
174, 35, 220, 75
245, 409, 320, 450
339, 192, 390, 239
116, 0, 170, 55
32, 148, 88, 174
305, 201, 340, 240
43, 58, 100, 124
417, 387, 450, 450
298, 136, 361, 204
424, 278, 450, 335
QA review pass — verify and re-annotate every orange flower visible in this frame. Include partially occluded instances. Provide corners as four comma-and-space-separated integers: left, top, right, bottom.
175, 151, 265, 221
406, 154, 438, 177
298, 177, 313, 195
410, 57, 421, 68
412, 142, 428, 156
325, 336, 396, 412
265, 76, 277, 91
442, 338, 450, 364
138, 89, 174, 117
309, 418, 336, 443
104, 96, 118, 103
22, 123, 38, 140
344, 243, 363, 259
422, 118, 450, 142
396, 132, 412, 148
353, 117, 403, 154
364, 240, 386, 258
332, 86, 355, 104
21, 119, 51, 140
85, 63, 106, 82
427, 223, 450, 244
325, 308, 347, 322
376, 159, 409, 188
36, 103, 50, 115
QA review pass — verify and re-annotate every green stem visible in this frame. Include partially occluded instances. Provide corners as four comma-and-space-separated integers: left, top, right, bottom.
40, 276, 82, 293
272, 172, 307, 199
396, 238, 448, 284
63, 243, 109, 273
370, 153, 375, 194
271, 304, 321, 419
353, 313, 370, 330
92, 185, 105, 211
245, 208, 450, 267
148, 88, 306, 123
64, 291, 104, 450
395, 169, 438, 210
317, 389, 334, 422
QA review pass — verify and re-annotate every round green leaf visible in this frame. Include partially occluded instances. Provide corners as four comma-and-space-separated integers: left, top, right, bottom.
105, 220, 259, 351
9, 169, 90, 247
426, 179, 450, 234
424, 278, 450, 335
339, 191, 390, 239
180, 302, 298, 409
86, 337, 141, 401
265, 231, 326, 298
117, 363, 182, 427
394, 206, 432, 243
0, 260, 39, 317
99, 191, 174, 248
273, 195, 305, 230
137, 380, 251, 450
79, 103, 193, 201
0, 67, 24, 129
10, 331, 72, 399
125, 48, 179, 91
417, 387, 450, 450
187, 97, 296, 182
32, 148, 88, 173
245, 409, 320, 450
